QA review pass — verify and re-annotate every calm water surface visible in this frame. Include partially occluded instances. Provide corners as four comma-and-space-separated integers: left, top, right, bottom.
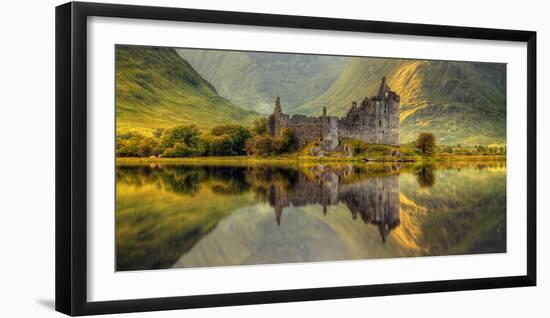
116, 161, 506, 271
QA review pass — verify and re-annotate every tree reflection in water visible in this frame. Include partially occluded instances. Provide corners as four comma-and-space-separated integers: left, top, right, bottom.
415, 164, 436, 188
116, 161, 506, 271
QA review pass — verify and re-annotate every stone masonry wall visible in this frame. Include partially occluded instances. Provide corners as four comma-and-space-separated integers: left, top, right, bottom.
338, 92, 400, 146
268, 77, 400, 149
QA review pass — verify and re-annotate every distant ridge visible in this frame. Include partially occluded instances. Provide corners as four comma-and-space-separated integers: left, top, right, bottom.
177, 49, 348, 114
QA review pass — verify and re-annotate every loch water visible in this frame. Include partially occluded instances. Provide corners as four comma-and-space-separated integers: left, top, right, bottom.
115, 161, 506, 271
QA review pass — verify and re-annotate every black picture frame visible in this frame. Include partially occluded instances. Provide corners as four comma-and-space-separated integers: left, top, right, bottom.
55, 1, 537, 316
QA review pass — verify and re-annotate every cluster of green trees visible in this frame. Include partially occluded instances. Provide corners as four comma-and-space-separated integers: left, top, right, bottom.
245, 128, 299, 156
116, 117, 299, 158
437, 144, 507, 155
413, 132, 506, 156
240, 117, 299, 156
117, 124, 252, 158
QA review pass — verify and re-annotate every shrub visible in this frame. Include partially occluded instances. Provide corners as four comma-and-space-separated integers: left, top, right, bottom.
278, 128, 298, 153
153, 128, 164, 138
350, 141, 368, 155
246, 135, 278, 156
162, 142, 198, 157
245, 129, 298, 156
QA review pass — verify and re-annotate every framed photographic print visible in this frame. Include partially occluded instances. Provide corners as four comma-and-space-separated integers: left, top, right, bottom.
55, 1, 536, 316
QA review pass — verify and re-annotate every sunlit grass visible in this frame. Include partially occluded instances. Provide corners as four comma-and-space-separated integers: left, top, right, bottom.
115, 46, 258, 137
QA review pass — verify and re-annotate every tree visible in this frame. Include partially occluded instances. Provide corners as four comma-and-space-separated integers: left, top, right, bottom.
245, 135, 278, 156
278, 128, 298, 153
207, 136, 235, 156
116, 131, 145, 157
245, 129, 299, 156
162, 142, 198, 157
209, 125, 252, 155
252, 117, 268, 136
137, 137, 159, 157
160, 125, 200, 149
416, 165, 436, 187
415, 132, 436, 154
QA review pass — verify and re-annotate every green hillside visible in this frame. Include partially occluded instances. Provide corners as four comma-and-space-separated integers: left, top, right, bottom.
177, 49, 348, 114
293, 58, 506, 145
116, 46, 258, 135
117, 45, 506, 146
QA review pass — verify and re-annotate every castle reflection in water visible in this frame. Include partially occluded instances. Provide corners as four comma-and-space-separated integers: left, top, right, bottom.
254, 164, 402, 242
116, 161, 508, 271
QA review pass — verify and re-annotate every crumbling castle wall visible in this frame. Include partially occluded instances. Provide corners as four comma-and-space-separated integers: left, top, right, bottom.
287, 115, 323, 147
268, 77, 400, 150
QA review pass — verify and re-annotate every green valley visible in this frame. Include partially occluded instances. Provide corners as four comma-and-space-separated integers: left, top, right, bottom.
177, 49, 348, 114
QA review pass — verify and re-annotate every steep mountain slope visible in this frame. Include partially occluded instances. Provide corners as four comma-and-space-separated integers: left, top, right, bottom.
294, 58, 506, 145
177, 49, 348, 114
116, 46, 258, 135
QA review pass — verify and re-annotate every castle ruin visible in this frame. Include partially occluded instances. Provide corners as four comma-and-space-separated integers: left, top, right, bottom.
265, 164, 401, 242
268, 77, 400, 150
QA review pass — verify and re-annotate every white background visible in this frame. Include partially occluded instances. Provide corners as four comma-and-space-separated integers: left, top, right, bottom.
0, 0, 547, 317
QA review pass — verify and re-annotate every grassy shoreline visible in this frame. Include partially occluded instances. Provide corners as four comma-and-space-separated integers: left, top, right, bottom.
116, 154, 506, 165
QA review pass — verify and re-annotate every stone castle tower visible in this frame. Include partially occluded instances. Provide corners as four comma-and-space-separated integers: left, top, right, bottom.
268, 77, 400, 150
266, 165, 401, 242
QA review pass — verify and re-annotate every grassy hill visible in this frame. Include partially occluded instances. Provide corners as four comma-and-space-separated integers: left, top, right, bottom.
293, 58, 506, 145
177, 49, 348, 114
116, 45, 258, 135
117, 45, 506, 146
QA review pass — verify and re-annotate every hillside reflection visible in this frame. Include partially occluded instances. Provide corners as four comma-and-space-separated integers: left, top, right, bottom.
116, 161, 506, 271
